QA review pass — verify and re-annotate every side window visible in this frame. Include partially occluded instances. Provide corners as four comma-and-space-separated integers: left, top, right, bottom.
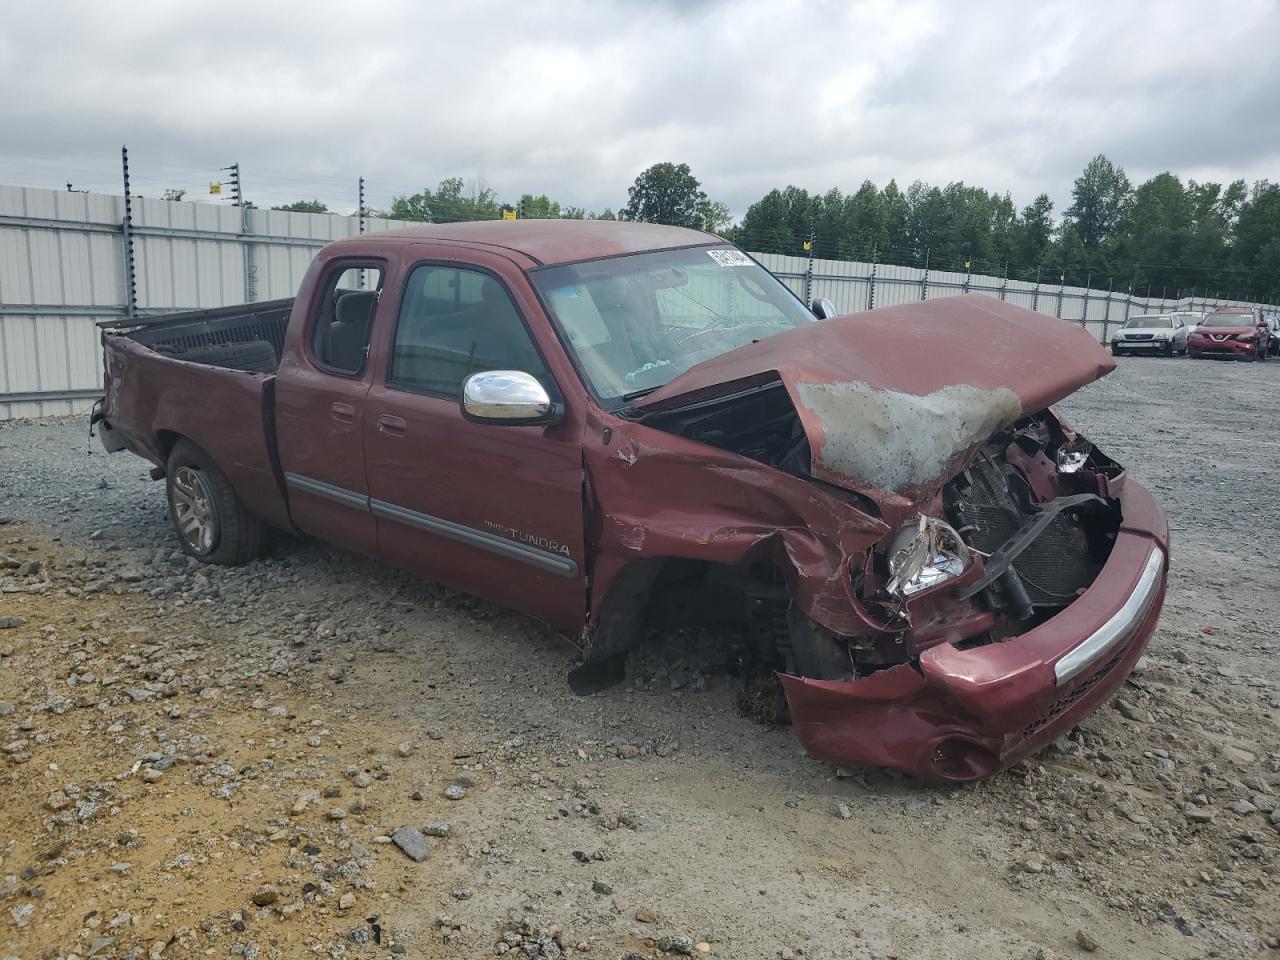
310, 265, 383, 375
388, 265, 550, 398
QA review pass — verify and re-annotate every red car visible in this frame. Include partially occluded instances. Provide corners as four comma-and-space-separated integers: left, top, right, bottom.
1187, 307, 1270, 361
92, 221, 1168, 782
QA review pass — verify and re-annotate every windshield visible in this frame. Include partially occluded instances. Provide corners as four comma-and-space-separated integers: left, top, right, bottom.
531, 245, 814, 402
1203, 313, 1254, 328
1126, 316, 1171, 329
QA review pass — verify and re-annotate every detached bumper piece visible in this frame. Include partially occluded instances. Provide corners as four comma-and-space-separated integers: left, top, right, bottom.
781, 479, 1169, 782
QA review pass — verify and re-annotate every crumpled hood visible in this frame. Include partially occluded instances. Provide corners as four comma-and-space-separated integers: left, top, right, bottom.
634, 295, 1115, 504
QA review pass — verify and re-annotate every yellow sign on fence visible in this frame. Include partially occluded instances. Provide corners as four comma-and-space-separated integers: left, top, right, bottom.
502, 209, 517, 220
209, 182, 221, 195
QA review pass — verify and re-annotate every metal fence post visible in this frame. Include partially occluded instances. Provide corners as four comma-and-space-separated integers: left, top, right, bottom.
358, 177, 366, 235
1000, 261, 1008, 301
1079, 273, 1091, 328
1101, 278, 1113, 343
1032, 264, 1041, 312
920, 248, 929, 301
868, 249, 878, 310
1121, 284, 1133, 328
120, 146, 138, 318
962, 255, 972, 294
1056, 273, 1064, 318
803, 232, 815, 306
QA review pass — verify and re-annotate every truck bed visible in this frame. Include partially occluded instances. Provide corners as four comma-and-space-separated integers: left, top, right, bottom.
105, 299, 294, 373
95, 299, 295, 532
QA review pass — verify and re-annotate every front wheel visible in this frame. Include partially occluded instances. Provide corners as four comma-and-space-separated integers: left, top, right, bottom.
165, 440, 263, 565
1163, 342, 1174, 357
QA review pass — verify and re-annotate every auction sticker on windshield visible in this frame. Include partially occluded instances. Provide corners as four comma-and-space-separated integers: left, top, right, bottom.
707, 248, 754, 267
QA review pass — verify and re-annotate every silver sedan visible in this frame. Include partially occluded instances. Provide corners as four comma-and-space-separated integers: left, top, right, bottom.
1110, 314, 1188, 357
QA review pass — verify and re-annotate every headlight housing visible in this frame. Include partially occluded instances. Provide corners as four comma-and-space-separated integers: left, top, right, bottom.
885, 516, 971, 598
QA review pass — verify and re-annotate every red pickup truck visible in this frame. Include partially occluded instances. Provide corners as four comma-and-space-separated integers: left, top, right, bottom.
94, 221, 1168, 781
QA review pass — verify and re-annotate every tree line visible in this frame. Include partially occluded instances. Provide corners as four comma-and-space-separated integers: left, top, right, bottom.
263, 155, 1280, 303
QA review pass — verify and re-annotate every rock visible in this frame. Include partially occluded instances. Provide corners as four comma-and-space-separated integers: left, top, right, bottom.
635, 906, 658, 923
695, 944, 711, 955
1020, 817, 1041, 831
1184, 806, 1215, 824
391, 826, 430, 862
338, 893, 356, 910
1075, 929, 1099, 952
422, 820, 450, 837
325, 807, 347, 821
251, 886, 279, 907
396, 741, 415, 757
657, 934, 695, 954
832, 802, 853, 820
9, 903, 34, 927
141, 767, 164, 783
443, 784, 466, 801
1113, 697, 1144, 722
0, 617, 24, 629
592, 880, 613, 896
1228, 799, 1257, 815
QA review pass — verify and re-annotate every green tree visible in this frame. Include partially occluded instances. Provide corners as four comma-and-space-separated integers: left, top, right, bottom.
272, 199, 328, 213
1063, 155, 1132, 249
1117, 173, 1194, 290
162, 188, 186, 202
389, 177, 500, 223
621, 162, 711, 228
517, 194, 562, 219
1016, 194, 1054, 272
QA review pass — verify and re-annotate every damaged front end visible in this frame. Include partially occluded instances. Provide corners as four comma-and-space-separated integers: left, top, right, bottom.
581, 296, 1168, 781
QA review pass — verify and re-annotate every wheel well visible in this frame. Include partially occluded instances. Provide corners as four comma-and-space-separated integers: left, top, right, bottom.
156, 429, 184, 461
588, 555, 791, 668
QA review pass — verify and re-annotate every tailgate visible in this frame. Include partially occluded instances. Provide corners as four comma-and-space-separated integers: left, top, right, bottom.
100, 333, 290, 531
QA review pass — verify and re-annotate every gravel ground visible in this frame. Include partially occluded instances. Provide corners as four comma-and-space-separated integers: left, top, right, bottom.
0, 354, 1277, 960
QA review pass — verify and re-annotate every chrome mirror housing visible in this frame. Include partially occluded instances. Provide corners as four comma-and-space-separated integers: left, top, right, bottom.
461, 370, 562, 426
812, 297, 837, 319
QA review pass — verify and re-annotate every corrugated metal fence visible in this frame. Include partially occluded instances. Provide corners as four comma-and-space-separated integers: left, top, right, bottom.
2, 183, 1276, 420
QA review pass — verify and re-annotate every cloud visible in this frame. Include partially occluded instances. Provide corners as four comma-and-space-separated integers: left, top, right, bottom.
1, 0, 1277, 219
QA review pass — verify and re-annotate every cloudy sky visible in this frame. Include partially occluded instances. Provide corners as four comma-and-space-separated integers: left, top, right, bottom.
1, 0, 1277, 219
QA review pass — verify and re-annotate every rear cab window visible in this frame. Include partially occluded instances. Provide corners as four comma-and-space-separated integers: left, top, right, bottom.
310, 265, 384, 376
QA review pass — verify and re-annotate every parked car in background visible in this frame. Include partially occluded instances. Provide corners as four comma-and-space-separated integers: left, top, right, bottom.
1172, 311, 1205, 335
1187, 307, 1270, 361
1263, 312, 1280, 357
1110, 314, 1188, 356
92, 220, 1169, 783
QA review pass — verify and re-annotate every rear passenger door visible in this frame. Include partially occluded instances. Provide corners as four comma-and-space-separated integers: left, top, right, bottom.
363, 250, 587, 631
275, 261, 384, 556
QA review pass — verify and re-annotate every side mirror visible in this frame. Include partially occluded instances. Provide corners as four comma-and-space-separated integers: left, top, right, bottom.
812, 297, 837, 320
461, 370, 562, 426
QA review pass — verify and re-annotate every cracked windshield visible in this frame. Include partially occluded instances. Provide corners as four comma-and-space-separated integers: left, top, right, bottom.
532, 246, 814, 401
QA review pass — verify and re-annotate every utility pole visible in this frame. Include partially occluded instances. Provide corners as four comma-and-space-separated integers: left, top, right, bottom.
120, 146, 138, 319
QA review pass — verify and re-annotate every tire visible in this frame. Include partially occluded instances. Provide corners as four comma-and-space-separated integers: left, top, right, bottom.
786, 607, 856, 681
176, 340, 278, 373
165, 440, 263, 565
1111, 346, 1124, 357
1163, 342, 1174, 357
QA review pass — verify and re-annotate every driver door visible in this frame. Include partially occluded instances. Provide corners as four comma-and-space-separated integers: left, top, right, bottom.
362, 249, 586, 632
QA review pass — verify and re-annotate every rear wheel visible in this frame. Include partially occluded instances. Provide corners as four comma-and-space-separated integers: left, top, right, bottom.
165, 440, 263, 565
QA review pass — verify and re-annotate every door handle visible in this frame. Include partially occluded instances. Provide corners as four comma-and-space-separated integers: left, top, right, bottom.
377, 414, 407, 437
330, 402, 356, 424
